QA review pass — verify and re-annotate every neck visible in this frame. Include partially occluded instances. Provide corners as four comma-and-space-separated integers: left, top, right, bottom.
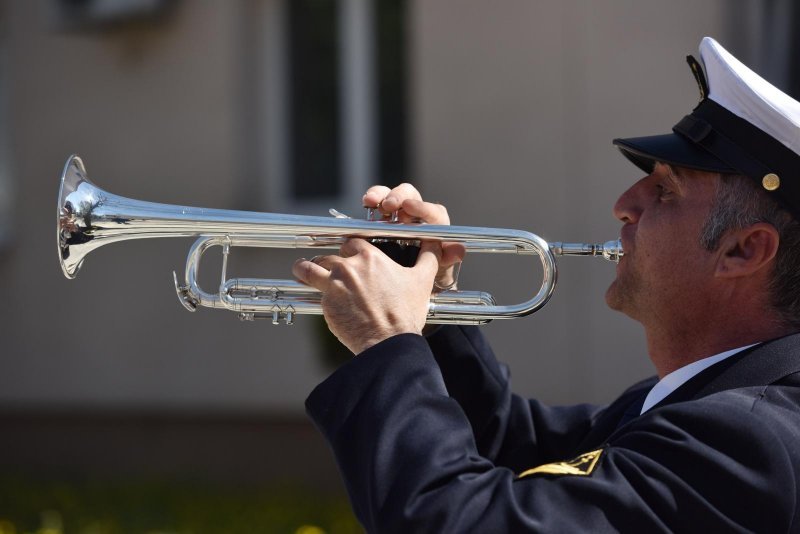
644, 304, 793, 378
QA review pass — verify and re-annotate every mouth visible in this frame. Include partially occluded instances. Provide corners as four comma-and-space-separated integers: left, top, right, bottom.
614, 234, 632, 275
618, 226, 635, 257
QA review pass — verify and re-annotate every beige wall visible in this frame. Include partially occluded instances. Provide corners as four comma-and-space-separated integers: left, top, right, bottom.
0, 0, 757, 414
409, 0, 741, 402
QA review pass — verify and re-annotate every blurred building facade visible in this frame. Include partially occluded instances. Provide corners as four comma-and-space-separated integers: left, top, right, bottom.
0, 0, 797, 488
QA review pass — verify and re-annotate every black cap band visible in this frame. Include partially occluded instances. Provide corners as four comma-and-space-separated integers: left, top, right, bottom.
673, 99, 800, 218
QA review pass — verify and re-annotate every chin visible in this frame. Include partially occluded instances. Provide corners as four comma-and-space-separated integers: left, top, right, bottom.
605, 282, 622, 311
605, 278, 633, 315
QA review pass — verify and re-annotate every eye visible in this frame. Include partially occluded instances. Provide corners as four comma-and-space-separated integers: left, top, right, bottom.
656, 183, 674, 200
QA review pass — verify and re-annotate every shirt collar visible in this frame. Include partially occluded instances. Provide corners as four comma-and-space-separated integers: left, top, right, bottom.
640, 343, 758, 415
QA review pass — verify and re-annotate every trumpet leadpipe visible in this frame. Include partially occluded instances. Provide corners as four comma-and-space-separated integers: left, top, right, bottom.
458, 239, 623, 263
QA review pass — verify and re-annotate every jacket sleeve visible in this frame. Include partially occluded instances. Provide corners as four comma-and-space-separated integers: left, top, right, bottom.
306, 334, 796, 533
425, 325, 602, 470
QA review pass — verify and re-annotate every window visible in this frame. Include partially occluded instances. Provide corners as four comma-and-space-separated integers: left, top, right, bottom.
264, 0, 407, 214
288, 0, 341, 200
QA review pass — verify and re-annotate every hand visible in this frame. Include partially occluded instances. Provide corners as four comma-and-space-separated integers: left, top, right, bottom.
292, 238, 441, 355
363, 183, 466, 289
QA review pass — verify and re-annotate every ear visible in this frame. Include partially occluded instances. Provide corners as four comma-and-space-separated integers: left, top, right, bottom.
715, 223, 780, 278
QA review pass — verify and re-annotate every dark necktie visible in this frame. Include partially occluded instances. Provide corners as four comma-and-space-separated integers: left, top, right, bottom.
616, 390, 648, 430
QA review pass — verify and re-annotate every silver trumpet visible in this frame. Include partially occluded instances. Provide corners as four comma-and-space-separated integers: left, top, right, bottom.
57, 155, 622, 325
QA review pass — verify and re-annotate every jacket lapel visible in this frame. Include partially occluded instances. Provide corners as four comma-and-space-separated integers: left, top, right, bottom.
575, 333, 800, 452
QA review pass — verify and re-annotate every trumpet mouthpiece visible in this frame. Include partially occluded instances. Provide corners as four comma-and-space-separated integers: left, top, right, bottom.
549, 239, 623, 263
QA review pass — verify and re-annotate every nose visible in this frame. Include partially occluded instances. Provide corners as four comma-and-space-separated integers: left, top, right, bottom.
612, 177, 645, 223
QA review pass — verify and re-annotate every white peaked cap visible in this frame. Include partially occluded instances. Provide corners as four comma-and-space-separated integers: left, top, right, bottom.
613, 37, 800, 219
702, 36, 800, 157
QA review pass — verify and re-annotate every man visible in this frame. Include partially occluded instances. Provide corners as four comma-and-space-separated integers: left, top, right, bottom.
293, 37, 800, 531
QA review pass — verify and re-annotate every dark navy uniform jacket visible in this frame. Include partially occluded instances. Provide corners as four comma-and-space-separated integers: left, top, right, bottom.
306, 326, 800, 532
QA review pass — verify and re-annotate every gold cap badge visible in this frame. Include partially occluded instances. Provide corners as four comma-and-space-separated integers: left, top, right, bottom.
762, 173, 780, 191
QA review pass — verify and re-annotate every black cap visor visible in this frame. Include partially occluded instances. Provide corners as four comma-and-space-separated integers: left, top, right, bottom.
613, 133, 738, 176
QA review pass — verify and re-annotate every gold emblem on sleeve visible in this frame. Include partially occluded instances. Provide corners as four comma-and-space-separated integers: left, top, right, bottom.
517, 449, 604, 479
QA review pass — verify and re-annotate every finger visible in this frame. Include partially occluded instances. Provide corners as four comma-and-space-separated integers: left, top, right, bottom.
308, 254, 346, 271
416, 240, 443, 281
414, 241, 442, 275
292, 258, 333, 291
398, 199, 450, 225
363, 185, 392, 208
340, 237, 374, 258
441, 242, 466, 267
380, 183, 423, 214
399, 199, 462, 266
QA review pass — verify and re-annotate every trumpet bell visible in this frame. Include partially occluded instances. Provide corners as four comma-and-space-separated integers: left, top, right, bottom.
57, 155, 93, 279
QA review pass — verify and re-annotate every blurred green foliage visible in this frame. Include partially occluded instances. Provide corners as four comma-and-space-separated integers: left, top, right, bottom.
0, 478, 361, 534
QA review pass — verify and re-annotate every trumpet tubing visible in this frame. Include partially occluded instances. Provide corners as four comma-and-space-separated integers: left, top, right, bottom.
57, 155, 622, 324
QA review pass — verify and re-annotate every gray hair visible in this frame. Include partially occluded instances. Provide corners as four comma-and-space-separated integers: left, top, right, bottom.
700, 173, 800, 328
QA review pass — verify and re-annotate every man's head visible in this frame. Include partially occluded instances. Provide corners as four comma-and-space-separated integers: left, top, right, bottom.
608, 37, 800, 356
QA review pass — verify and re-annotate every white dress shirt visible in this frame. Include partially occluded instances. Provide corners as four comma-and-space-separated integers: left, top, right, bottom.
640, 344, 758, 414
